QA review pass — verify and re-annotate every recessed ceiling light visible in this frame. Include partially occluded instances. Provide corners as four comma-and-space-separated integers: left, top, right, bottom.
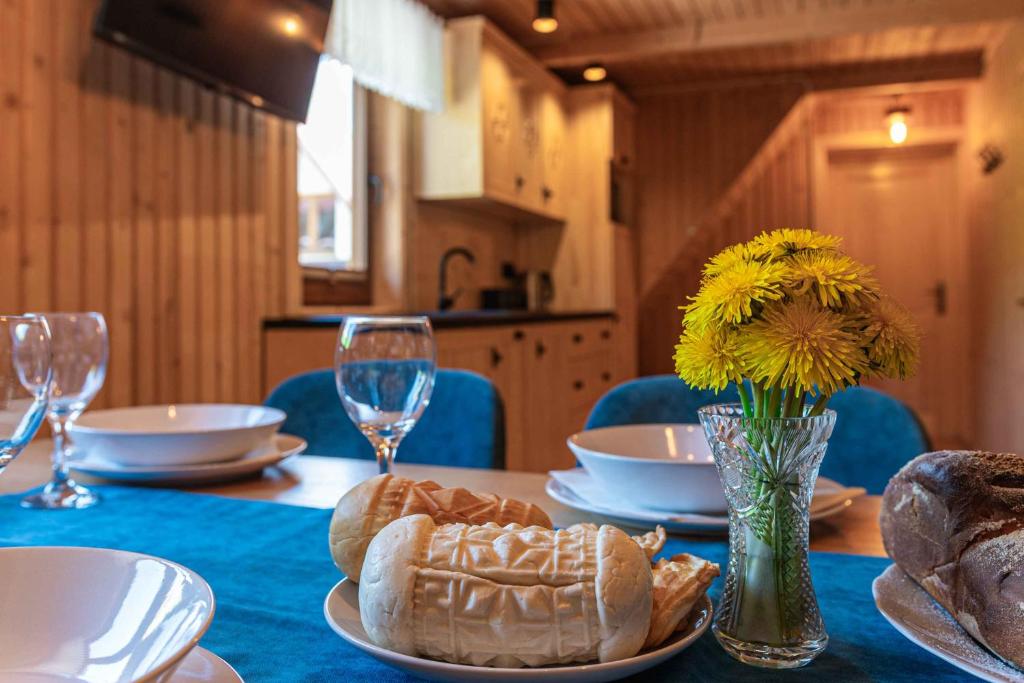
532, 0, 558, 33
583, 63, 607, 82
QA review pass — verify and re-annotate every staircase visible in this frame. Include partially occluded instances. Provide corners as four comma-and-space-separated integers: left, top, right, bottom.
637, 95, 817, 375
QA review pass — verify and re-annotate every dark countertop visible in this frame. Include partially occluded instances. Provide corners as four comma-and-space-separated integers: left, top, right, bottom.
264, 309, 616, 330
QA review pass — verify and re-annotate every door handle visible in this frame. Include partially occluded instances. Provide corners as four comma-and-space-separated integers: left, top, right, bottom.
490, 347, 503, 368
931, 281, 947, 316
535, 341, 546, 358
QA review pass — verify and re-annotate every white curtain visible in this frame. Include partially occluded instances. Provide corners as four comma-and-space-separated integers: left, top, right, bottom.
325, 0, 444, 112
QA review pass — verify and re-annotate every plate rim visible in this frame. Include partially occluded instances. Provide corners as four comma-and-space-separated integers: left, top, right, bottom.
70, 433, 306, 477
0, 546, 217, 683
872, 563, 1024, 683
323, 577, 712, 679
174, 647, 244, 683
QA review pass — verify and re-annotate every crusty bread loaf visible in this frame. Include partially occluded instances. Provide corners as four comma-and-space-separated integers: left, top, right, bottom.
359, 515, 653, 667
329, 474, 553, 582
880, 451, 1024, 670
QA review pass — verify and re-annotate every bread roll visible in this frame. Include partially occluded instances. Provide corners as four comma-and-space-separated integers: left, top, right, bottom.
880, 451, 1024, 670
330, 474, 552, 582
359, 515, 653, 667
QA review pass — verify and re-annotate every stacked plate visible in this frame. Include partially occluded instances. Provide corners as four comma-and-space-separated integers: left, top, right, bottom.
0, 546, 240, 682
548, 424, 866, 534
68, 404, 306, 485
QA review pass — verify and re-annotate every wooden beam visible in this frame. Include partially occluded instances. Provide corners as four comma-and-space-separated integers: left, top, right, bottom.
628, 52, 985, 99
535, 0, 1024, 67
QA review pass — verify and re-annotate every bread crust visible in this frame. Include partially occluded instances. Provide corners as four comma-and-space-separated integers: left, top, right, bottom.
880, 450, 1024, 670
330, 474, 553, 582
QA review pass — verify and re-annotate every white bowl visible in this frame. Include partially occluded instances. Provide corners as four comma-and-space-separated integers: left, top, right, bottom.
567, 424, 724, 513
70, 404, 286, 467
0, 546, 215, 682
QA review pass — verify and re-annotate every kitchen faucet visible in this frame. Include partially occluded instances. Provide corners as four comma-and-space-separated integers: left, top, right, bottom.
438, 246, 476, 311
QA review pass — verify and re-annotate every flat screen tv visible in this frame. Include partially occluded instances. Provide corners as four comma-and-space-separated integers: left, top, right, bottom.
95, 0, 333, 122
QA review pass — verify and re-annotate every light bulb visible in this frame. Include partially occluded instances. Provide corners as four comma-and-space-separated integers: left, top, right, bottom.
886, 109, 909, 145
583, 64, 607, 82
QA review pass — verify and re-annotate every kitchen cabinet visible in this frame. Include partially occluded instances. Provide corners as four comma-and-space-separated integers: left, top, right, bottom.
417, 17, 567, 223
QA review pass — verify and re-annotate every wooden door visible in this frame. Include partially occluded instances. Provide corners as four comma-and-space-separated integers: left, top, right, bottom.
513, 80, 542, 212
538, 90, 566, 217
819, 143, 969, 446
479, 43, 519, 203
520, 325, 572, 472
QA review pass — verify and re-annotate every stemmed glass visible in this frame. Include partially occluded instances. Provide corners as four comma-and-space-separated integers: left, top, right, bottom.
21, 312, 108, 510
335, 316, 436, 474
0, 316, 53, 477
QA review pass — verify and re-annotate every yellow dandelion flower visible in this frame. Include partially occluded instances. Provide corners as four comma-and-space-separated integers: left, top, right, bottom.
750, 228, 843, 259
864, 296, 920, 379
703, 242, 754, 279
674, 326, 745, 391
740, 298, 868, 396
786, 250, 880, 308
684, 259, 786, 329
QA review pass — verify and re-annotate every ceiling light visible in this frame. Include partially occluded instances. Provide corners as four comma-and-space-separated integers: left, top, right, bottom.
279, 14, 301, 37
886, 105, 911, 145
583, 63, 607, 82
532, 0, 558, 33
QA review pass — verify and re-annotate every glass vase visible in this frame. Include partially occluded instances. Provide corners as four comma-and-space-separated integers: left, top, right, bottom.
698, 403, 837, 669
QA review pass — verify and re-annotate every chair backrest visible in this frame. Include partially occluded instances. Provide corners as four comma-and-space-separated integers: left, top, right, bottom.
585, 375, 929, 494
265, 368, 505, 469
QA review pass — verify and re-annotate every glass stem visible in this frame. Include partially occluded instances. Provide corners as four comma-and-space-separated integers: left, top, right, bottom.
50, 416, 71, 486
374, 439, 397, 475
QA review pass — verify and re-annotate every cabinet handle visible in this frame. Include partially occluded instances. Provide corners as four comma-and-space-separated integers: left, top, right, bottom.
515, 176, 525, 190
490, 347, 503, 368
602, 371, 611, 382
572, 333, 583, 344
513, 329, 525, 341
535, 341, 547, 358
573, 380, 584, 391
542, 186, 553, 200
600, 329, 611, 340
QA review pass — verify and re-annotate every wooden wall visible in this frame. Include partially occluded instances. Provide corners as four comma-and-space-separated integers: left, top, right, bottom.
634, 83, 806, 294
0, 0, 299, 408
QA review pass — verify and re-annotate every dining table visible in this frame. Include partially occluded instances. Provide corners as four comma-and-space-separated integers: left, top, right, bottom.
0, 441, 968, 682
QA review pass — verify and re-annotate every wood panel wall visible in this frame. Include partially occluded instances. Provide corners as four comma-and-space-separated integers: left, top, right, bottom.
0, 0, 299, 408
634, 83, 806, 294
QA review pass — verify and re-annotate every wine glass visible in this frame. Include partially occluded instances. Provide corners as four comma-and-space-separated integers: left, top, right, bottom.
21, 312, 108, 510
335, 316, 436, 474
0, 316, 52, 477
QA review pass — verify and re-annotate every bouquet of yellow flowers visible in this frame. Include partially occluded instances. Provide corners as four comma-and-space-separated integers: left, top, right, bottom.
675, 228, 919, 417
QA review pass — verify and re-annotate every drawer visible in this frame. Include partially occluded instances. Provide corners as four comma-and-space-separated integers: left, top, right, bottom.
564, 321, 615, 360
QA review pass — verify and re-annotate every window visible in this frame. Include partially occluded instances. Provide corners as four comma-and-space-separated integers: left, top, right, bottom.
297, 58, 367, 274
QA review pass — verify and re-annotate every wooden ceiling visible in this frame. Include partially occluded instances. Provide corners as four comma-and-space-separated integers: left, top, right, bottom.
420, 0, 1023, 92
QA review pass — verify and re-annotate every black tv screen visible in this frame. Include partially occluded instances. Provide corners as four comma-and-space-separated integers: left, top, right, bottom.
95, 0, 333, 122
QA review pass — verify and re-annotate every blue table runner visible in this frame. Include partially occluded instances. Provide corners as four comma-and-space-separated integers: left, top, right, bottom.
0, 486, 969, 682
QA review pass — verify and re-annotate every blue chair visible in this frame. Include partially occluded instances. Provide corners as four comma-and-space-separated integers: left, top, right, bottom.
265, 368, 505, 469
585, 376, 930, 494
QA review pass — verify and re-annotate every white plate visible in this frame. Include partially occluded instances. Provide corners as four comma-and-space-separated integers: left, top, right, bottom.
173, 648, 243, 683
70, 434, 306, 485
568, 424, 722, 513
873, 564, 1024, 682
546, 469, 864, 534
70, 404, 286, 467
323, 578, 710, 682
0, 546, 215, 683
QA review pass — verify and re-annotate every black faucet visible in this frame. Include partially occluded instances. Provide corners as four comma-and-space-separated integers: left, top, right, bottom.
438, 246, 476, 311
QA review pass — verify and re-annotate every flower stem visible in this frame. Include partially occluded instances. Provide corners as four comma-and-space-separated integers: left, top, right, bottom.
737, 382, 754, 418
809, 394, 830, 416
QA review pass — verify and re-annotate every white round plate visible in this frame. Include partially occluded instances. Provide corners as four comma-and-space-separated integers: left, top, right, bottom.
0, 546, 215, 683
70, 434, 306, 485
546, 469, 862, 534
70, 404, 286, 467
324, 578, 710, 683
873, 564, 1024, 682
173, 648, 243, 683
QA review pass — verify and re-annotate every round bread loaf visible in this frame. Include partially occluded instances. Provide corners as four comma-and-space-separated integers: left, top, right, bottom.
880, 450, 1024, 670
329, 474, 553, 582
359, 515, 653, 667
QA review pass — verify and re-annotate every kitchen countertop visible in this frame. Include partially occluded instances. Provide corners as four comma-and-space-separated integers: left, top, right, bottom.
263, 309, 616, 330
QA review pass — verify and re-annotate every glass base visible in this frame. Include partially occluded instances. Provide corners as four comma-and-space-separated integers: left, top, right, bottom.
714, 626, 828, 669
21, 480, 100, 510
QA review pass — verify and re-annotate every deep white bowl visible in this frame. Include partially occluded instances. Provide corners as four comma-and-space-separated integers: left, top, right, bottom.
70, 404, 286, 467
567, 424, 724, 513
0, 546, 215, 682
